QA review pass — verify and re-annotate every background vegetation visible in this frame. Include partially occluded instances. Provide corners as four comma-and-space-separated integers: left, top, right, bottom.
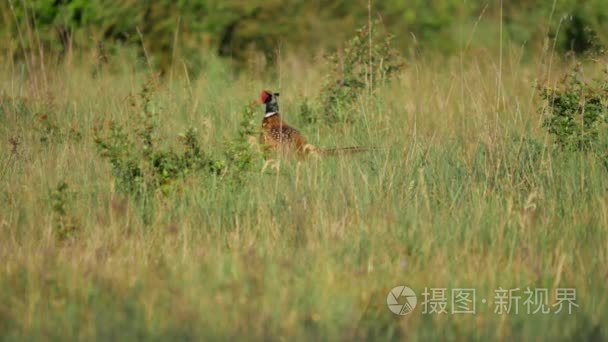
1, 0, 607, 340
2, 0, 608, 72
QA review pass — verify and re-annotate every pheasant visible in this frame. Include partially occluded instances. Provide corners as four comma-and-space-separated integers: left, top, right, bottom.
259, 90, 369, 156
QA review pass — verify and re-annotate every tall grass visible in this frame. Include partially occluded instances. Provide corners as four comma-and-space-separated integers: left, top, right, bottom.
0, 42, 607, 340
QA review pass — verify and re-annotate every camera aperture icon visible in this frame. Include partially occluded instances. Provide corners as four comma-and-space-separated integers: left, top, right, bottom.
387, 286, 417, 315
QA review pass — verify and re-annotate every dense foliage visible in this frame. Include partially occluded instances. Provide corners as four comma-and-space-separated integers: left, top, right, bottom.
540, 65, 608, 152
2, 0, 607, 71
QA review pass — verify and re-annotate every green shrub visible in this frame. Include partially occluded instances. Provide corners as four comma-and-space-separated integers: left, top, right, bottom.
35, 114, 82, 145
553, 0, 608, 54
540, 64, 608, 152
320, 21, 403, 123
298, 99, 316, 125
49, 181, 79, 241
224, 102, 263, 182
94, 75, 223, 198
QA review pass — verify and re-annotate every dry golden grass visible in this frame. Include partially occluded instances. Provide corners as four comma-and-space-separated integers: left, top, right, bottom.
0, 46, 607, 340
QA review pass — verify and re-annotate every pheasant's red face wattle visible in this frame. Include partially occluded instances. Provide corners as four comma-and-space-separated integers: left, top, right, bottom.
260, 91, 271, 104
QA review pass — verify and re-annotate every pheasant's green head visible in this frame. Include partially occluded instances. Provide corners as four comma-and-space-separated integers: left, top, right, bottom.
261, 90, 280, 117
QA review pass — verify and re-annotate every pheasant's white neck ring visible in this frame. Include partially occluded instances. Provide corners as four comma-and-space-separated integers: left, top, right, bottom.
264, 112, 278, 118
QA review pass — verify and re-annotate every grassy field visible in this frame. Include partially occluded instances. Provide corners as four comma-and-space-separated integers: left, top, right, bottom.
1, 44, 607, 340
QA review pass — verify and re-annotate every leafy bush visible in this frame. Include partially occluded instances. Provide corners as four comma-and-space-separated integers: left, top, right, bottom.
298, 99, 316, 125
49, 181, 79, 241
553, 0, 608, 54
224, 102, 263, 181
94, 75, 223, 198
540, 65, 608, 152
35, 114, 82, 145
320, 21, 403, 123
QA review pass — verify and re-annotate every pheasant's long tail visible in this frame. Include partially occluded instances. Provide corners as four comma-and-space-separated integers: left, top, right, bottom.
317, 146, 372, 156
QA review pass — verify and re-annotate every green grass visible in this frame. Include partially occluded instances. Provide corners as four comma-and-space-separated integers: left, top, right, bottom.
0, 49, 607, 341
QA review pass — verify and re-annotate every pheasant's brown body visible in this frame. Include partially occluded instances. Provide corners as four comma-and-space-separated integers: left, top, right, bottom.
261, 114, 309, 155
